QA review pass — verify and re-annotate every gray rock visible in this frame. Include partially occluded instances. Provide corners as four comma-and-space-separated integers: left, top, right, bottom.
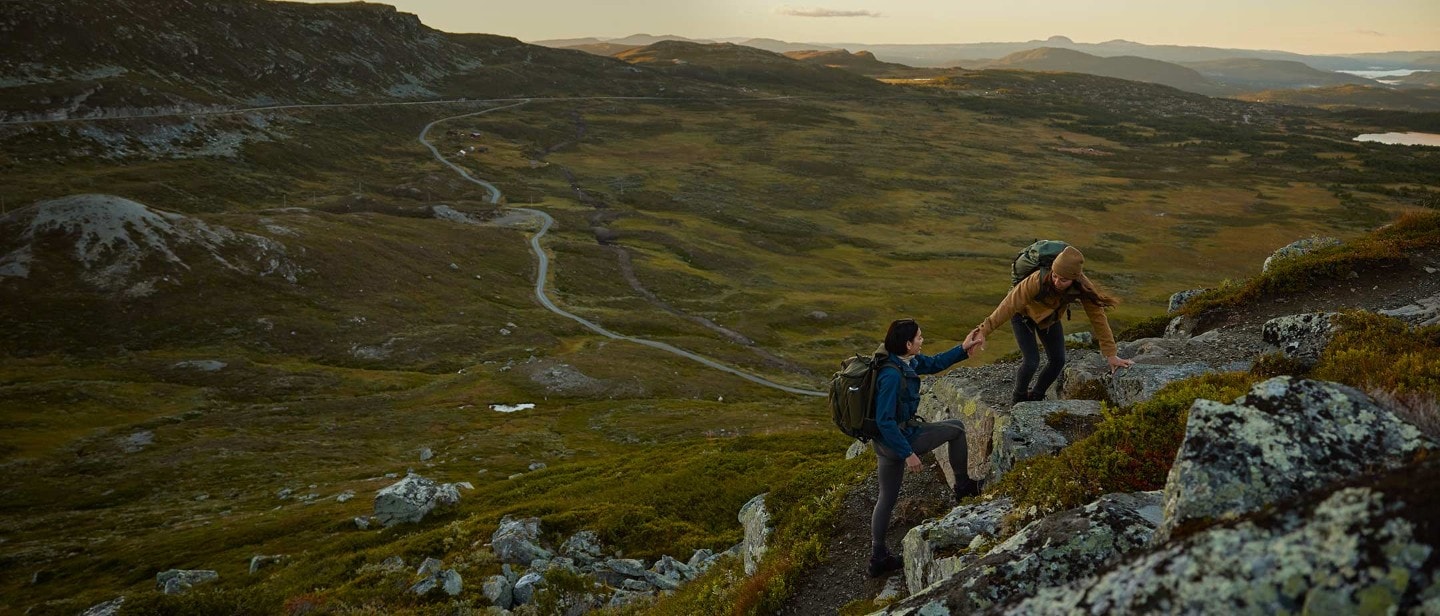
417, 557, 444, 577
1378, 292, 1440, 327
335, 490, 355, 503
418, 447, 433, 462
876, 576, 906, 603
845, 440, 868, 459
739, 493, 771, 575
644, 569, 681, 591
483, 575, 514, 609
1108, 361, 1215, 408
373, 474, 462, 527
1154, 377, 1434, 544
438, 569, 463, 596
1063, 331, 1094, 346
528, 461, 547, 471
118, 430, 154, 453
902, 498, 1013, 593
1262, 312, 1339, 365
559, 530, 605, 565
1163, 314, 1201, 339
1262, 236, 1341, 273
607, 588, 655, 608
248, 554, 287, 575
513, 571, 544, 605
651, 554, 696, 582
884, 492, 1163, 615
602, 558, 648, 578
1009, 464, 1440, 615
381, 556, 406, 570
492, 516, 553, 564
502, 563, 517, 583
172, 360, 227, 372
917, 373, 1003, 490
80, 597, 125, 616
686, 548, 717, 572
988, 400, 1103, 484
156, 569, 218, 595
1166, 288, 1209, 313
622, 578, 653, 591
353, 516, 371, 530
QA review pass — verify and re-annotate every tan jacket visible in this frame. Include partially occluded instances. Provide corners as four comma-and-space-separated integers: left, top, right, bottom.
977, 270, 1118, 357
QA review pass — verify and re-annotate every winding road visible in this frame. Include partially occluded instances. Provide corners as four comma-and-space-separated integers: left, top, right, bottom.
417, 103, 825, 397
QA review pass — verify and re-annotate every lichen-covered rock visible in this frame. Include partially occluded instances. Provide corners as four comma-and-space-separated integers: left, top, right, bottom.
1379, 291, 1440, 327
607, 588, 655, 608
492, 516, 553, 564
739, 493, 771, 575
882, 491, 1163, 615
373, 473, 462, 527
156, 569, 218, 595
1262, 312, 1338, 365
559, 530, 604, 565
410, 567, 462, 596
1008, 460, 1440, 615
1154, 377, 1434, 543
846, 440, 868, 459
1063, 331, 1094, 346
482, 574, 514, 609
1167, 288, 1208, 313
686, 548, 718, 573
988, 400, 1102, 484
651, 554, 696, 582
901, 498, 1013, 593
248, 554, 287, 575
1108, 361, 1215, 408
513, 571, 544, 605
917, 372, 1003, 487
1262, 236, 1341, 273
80, 597, 124, 616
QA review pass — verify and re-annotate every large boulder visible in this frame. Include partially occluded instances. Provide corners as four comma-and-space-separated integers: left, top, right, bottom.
156, 569, 218, 595
987, 400, 1102, 484
739, 493, 771, 575
482, 574, 514, 609
1007, 460, 1440, 615
1166, 288, 1208, 313
1261, 236, 1341, 273
513, 571, 544, 605
901, 498, 1013, 593
373, 473, 462, 527
1262, 312, 1338, 365
1108, 361, 1215, 408
882, 491, 1163, 615
1154, 377, 1434, 544
492, 516, 554, 564
916, 370, 1005, 488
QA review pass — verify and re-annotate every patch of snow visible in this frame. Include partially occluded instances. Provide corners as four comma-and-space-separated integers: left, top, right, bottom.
490, 403, 535, 413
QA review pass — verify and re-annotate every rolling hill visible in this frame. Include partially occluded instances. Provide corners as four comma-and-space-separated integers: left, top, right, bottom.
782, 49, 916, 75
1242, 84, 1440, 112
973, 47, 1226, 95
1182, 58, 1379, 91
614, 40, 889, 93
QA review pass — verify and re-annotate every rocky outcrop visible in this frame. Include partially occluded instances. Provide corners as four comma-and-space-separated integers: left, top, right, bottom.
740, 493, 771, 575
1007, 460, 1440, 614
483, 574, 514, 609
80, 597, 125, 616
155, 569, 218, 595
987, 400, 1102, 483
559, 530, 605, 566
901, 498, 1013, 593
409, 558, 462, 596
1167, 288, 1208, 313
1262, 312, 1338, 365
372, 473, 462, 527
1261, 236, 1341, 273
1379, 291, 1440, 327
883, 491, 1163, 615
492, 516, 554, 564
1154, 376, 1433, 543
916, 373, 1003, 488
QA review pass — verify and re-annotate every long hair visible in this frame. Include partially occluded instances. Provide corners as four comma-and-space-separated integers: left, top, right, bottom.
883, 319, 920, 356
1038, 269, 1119, 308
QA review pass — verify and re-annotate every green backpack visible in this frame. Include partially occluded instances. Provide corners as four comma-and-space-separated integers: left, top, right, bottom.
1011, 240, 1071, 285
828, 352, 899, 442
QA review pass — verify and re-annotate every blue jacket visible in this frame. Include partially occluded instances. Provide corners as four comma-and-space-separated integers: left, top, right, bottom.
873, 344, 969, 458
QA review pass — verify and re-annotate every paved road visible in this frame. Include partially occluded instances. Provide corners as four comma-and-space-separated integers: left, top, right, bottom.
419, 103, 825, 397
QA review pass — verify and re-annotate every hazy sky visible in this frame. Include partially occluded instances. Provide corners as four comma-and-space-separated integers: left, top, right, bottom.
299, 0, 1439, 54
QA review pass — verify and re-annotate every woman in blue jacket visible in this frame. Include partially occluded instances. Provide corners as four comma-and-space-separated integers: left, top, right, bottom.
868, 318, 984, 578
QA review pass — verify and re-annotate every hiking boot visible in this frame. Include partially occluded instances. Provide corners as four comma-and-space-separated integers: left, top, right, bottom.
1026, 390, 1047, 402
954, 478, 985, 502
867, 553, 903, 578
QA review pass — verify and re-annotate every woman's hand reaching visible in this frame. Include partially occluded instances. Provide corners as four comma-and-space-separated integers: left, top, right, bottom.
1106, 355, 1134, 373
964, 328, 986, 354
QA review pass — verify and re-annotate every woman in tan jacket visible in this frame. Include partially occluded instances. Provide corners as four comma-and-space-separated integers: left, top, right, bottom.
969, 246, 1133, 403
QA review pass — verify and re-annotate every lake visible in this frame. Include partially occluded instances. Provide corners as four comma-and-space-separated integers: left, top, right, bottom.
1353, 132, 1440, 147
1336, 69, 1433, 79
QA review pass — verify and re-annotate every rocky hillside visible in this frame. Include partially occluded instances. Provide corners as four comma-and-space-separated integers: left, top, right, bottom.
0, 0, 684, 122
795, 218, 1440, 615
614, 41, 890, 94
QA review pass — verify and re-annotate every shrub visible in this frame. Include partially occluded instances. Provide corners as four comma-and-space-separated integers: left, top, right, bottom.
989, 372, 1258, 531
1313, 310, 1440, 439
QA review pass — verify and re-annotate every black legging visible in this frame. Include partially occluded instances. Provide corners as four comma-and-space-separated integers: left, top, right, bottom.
871, 420, 974, 558
1012, 313, 1066, 401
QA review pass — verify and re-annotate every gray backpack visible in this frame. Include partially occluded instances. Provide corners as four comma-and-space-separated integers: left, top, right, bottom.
1011, 240, 1070, 285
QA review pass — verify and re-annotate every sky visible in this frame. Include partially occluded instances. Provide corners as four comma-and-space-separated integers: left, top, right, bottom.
298, 0, 1440, 54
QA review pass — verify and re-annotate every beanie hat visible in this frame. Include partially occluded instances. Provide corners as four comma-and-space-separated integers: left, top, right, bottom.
1052, 246, 1085, 279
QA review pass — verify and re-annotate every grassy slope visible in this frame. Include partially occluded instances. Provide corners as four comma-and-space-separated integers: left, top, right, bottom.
1, 70, 1438, 613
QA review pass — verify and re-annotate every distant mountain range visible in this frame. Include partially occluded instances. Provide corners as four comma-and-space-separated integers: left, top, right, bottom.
536, 34, 1439, 72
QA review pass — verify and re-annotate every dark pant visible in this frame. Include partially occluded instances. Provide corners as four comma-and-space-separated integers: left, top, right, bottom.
1012, 313, 1066, 403
870, 419, 975, 558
